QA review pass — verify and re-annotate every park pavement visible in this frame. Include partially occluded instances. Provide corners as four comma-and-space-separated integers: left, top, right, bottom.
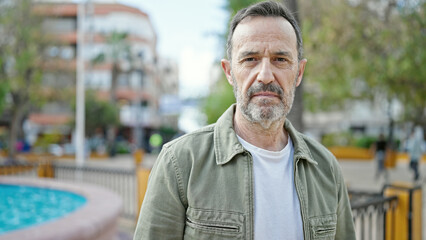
77, 154, 425, 239
340, 159, 426, 240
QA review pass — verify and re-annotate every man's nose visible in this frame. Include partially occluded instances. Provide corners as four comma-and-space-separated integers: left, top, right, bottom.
256, 58, 274, 84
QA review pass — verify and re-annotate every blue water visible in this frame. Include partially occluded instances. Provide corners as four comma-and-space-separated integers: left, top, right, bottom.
0, 184, 87, 234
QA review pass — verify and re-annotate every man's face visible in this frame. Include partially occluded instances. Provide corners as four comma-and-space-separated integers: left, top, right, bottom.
222, 16, 307, 128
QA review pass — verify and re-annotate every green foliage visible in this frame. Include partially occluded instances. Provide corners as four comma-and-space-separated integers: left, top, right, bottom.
321, 132, 377, 149
321, 132, 401, 149
301, 0, 425, 126
159, 126, 178, 142
33, 132, 62, 152
355, 136, 377, 149
321, 132, 356, 147
203, 76, 235, 124
206, 0, 425, 127
85, 91, 119, 135
0, 82, 9, 114
115, 140, 131, 154
0, 0, 46, 102
92, 31, 131, 103
92, 31, 130, 63
224, 0, 265, 16
70, 91, 119, 136
0, 0, 55, 160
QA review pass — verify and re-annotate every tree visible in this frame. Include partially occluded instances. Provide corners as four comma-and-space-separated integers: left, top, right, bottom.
0, 0, 49, 162
300, 0, 425, 131
92, 31, 132, 156
70, 90, 119, 137
0, 81, 8, 114
203, 76, 235, 124
92, 31, 131, 103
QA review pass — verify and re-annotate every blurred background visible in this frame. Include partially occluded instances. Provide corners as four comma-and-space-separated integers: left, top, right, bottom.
0, 0, 424, 239
0, 0, 424, 160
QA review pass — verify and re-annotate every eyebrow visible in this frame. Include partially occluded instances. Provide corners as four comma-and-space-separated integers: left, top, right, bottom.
275, 51, 293, 58
238, 50, 293, 59
238, 51, 259, 59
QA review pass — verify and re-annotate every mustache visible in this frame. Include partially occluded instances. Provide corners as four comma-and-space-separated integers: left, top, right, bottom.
246, 82, 284, 98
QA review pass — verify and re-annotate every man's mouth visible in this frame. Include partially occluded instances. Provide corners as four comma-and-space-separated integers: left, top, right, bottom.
251, 91, 280, 98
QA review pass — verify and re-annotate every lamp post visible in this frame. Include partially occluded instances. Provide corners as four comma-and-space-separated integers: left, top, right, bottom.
76, 1, 86, 167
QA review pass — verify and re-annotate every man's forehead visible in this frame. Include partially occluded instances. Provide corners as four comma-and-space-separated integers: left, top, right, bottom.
232, 16, 297, 56
235, 16, 295, 36
239, 15, 288, 25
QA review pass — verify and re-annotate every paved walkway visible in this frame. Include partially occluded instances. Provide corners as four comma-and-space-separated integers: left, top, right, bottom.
75, 154, 425, 239
339, 159, 425, 191
329, 160, 425, 239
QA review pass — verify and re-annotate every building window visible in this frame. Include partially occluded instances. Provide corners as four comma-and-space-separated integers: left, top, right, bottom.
60, 46, 75, 60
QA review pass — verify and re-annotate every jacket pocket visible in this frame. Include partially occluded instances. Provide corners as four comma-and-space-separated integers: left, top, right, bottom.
186, 217, 240, 233
309, 214, 337, 240
184, 207, 244, 239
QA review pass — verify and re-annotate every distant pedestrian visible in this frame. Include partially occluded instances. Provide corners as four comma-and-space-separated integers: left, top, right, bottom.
373, 133, 387, 179
406, 127, 424, 181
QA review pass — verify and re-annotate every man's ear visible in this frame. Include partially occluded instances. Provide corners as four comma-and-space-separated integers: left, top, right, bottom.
221, 59, 233, 86
296, 59, 307, 87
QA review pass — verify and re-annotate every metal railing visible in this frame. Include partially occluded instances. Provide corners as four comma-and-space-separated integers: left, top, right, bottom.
0, 163, 38, 177
53, 164, 137, 219
350, 190, 398, 240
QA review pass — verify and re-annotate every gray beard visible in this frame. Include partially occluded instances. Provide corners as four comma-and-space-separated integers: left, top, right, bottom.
232, 75, 296, 129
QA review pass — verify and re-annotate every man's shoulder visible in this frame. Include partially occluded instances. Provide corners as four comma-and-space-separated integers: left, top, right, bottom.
297, 133, 345, 184
298, 133, 339, 166
285, 120, 336, 165
155, 124, 217, 173
163, 123, 216, 151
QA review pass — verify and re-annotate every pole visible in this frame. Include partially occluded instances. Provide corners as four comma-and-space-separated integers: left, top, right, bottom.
282, 0, 304, 132
76, 1, 86, 168
133, 71, 142, 149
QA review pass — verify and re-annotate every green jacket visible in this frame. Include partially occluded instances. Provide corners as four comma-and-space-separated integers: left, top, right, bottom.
134, 105, 356, 240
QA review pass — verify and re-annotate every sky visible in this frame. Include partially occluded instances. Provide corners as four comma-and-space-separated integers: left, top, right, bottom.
118, 0, 229, 98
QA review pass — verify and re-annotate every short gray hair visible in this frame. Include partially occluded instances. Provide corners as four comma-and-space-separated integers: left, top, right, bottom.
226, 1, 303, 61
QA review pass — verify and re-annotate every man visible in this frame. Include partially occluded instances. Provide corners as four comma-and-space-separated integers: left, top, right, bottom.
373, 133, 387, 180
407, 128, 424, 181
134, 1, 356, 239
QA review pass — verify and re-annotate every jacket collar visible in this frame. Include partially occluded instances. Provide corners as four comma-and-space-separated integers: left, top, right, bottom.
284, 120, 318, 165
214, 105, 246, 165
214, 104, 317, 165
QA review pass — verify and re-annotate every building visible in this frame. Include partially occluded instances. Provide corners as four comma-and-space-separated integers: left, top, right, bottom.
26, 0, 179, 149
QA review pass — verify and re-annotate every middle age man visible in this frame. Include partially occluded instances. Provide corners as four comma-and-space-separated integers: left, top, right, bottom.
134, 1, 356, 239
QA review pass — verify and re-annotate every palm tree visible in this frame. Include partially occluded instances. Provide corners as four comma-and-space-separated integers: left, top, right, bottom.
92, 31, 131, 103
92, 31, 131, 156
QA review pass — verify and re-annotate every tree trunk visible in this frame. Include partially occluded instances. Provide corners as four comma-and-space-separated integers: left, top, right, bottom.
7, 102, 29, 164
289, 82, 305, 132
110, 63, 119, 103
107, 63, 119, 157
282, 0, 304, 132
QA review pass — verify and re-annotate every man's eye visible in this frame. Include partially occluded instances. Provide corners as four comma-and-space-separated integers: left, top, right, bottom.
276, 57, 286, 62
245, 57, 256, 62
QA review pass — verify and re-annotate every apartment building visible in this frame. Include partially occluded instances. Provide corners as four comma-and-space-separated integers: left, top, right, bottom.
26, 0, 179, 147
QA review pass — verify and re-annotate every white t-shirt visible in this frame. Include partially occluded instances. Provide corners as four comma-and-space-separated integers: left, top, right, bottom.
237, 135, 304, 240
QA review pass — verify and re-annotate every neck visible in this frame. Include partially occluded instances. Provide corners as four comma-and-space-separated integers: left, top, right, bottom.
234, 108, 288, 151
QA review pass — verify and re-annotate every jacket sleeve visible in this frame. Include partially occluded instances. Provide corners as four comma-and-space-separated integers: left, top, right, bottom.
134, 146, 187, 240
335, 164, 356, 239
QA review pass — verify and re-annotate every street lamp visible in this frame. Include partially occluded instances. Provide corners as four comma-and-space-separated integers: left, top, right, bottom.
75, 1, 87, 167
